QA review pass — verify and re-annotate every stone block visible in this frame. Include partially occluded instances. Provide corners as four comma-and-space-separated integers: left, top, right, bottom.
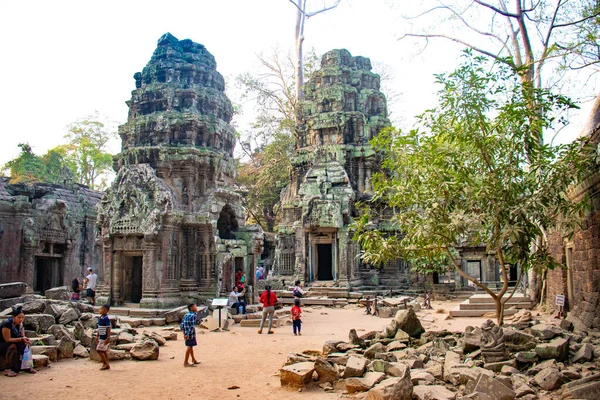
22, 300, 47, 314
130, 340, 159, 361
31, 345, 58, 362
48, 324, 75, 341
57, 337, 75, 359
515, 351, 538, 364
159, 331, 178, 341
315, 357, 339, 382
73, 344, 89, 358
343, 356, 367, 378
531, 323, 563, 340
562, 373, 600, 399
503, 328, 537, 352
534, 368, 564, 391
471, 373, 516, 400
413, 385, 456, 400
535, 337, 569, 361
0, 282, 27, 299
24, 314, 55, 333
411, 369, 436, 385
346, 371, 386, 394
164, 305, 187, 323
394, 308, 424, 338
365, 342, 386, 359
44, 286, 70, 301
32, 354, 49, 368
323, 340, 344, 356
118, 331, 135, 344
483, 359, 516, 373
44, 303, 69, 319
279, 361, 315, 387
572, 343, 594, 363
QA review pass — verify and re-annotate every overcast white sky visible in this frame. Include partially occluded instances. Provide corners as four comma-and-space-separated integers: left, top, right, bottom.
0, 0, 595, 167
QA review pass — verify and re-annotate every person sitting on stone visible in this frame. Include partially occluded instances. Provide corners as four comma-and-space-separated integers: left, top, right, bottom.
228, 286, 246, 315
0, 306, 36, 377
292, 280, 305, 298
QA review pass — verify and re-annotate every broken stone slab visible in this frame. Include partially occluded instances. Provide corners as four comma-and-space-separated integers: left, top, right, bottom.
58, 308, 80, 325
343, 356, 368, 378
471, 373, 516, 400
44, 286, 70, 301
142, 331, 165, 346
164, 305, 187, 324
159, 331, 178, 341
397, 358, 424, 369
279, 361, 315, 387
22, 299, 47, 314
48, 324, 75, 342
31, 345, 58, 362
535, 337, 569, 361
562, 373, 600, 399
394, 308, 424, 338
426, 361, 444, 380
395, 329, 410, 343
443, 351, 462, 382
130, 339, 160, 361
503, 328, 537, 352
57, 337, 75, 359
463, 326, 483, 354
32, 354, 49, 368
365, 342, 386, 359
326, 353, 349, 366
411, 369, 436, 385
386, 341, 406, 352
89, 341, 130, 362
483, 359, 516, 373
572, 343, 594, 363
530, 323, 563, 340
534, 368, 565, 391
118, 331, 135, 344
346, 371, 386, 394
366, 375, 414, 400
515, 351, 538, 364
73, 344, 89, 358
527, 359, 558, 376
413, 385, 456, 400
315, 357, 339, 382
323, 340, 344, 355
337, 342, 360, 352
74, 302, 94, 314
0, 282, 27, 299
513, 384, 536, 398
44, 303, 69, 319
24, 314, 55, 333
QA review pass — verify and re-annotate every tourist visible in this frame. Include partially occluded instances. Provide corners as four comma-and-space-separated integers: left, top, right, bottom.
71, 277, 82, 301
258, 285, 278, 334
291, 299, 302, 336
237, 271, 246, 292
256, 266, 265, 281
292, 280, 305, 298
96, 304, 111, 370
0, 306, 36, 377
235, 269, 243, 288
181, 303, 200, 367
84, 267, 98, 306
228, 286, 246, 315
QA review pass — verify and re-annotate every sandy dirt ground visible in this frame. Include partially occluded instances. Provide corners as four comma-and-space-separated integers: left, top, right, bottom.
2, 300, 486, 400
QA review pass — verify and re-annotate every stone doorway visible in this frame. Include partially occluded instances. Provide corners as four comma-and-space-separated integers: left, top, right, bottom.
121, 253, 143, 303
34, 257, 63, 293
465, 260, 481, 288
317, 244, 333, 281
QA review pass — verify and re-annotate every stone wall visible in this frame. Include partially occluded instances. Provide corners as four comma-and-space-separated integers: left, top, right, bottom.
0, 178, 102, 292
546, 96, 600, 330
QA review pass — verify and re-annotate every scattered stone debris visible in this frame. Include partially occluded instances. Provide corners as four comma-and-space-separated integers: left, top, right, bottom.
279, 307, 600, 399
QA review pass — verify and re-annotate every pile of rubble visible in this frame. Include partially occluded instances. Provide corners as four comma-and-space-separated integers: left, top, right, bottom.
280, 308, 600, 399
0, 291, 182, 369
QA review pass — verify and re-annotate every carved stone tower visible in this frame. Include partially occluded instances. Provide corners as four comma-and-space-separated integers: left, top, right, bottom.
97, 33, 263, 307
275, 49, 409, 288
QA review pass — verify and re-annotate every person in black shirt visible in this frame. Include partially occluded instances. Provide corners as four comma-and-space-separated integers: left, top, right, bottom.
0, 306, 36, 377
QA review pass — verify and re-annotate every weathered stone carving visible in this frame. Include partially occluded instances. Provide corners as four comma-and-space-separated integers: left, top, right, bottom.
480, 319, 509, 363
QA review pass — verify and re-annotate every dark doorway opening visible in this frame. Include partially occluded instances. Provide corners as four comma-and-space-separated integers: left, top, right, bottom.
508, 264, 518, 287
217, 205, 239, 239
432, 271, 440, 284
34, 257, 62, 293
121, 254, 143, 303
317, 244, 333, 281
132, 256, 143, 303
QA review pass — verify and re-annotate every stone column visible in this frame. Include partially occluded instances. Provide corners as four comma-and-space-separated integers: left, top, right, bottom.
365, 160, 372, 193
358, 159, 365, 193
112, 251, 122, 304
141, 239, 165, 307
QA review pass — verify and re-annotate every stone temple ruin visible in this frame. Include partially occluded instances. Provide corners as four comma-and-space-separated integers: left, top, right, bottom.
273, 49, 410, 289
96, 33, 263, 308
0, 175, 101, 294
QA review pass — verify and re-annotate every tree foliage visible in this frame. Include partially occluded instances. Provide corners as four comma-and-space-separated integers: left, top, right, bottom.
3, 143, 71, 184
354, 54, 594, 325
62, 113, 117, 190
399, 0, 600, 95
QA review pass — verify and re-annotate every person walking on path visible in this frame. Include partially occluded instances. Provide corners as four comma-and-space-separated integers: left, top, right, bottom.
181, 303, 201, 367
258, 285, 278, 334
0, 306, 36, 377
291, 299, 302, 336
84, 268, 98, 305
96, 304, 111, 370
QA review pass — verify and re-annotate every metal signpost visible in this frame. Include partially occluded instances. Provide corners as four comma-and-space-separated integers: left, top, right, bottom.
211, 298, 229, 332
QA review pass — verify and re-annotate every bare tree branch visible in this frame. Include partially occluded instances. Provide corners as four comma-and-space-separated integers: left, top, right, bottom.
474, 0, 518, 17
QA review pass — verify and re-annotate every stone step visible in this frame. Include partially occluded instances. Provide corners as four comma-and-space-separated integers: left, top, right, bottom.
449, 309, 519, 317
32, 354, 49, 368
467, 294, 530, 304
116, 316, 167, 327
459, 301, 533, 311
279, 298, 348, 306
239, 318, 285, 328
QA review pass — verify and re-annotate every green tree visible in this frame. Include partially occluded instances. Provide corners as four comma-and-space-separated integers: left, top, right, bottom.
3, 143, 47, 183
63, 114, 117, 190
354, 54, 593, 326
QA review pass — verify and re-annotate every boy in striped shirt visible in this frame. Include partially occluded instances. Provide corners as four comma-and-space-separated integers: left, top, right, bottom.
96, 304, 111, 370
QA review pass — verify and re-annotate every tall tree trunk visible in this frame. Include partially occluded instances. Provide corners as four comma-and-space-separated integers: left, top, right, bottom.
294, 0, 306, 101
